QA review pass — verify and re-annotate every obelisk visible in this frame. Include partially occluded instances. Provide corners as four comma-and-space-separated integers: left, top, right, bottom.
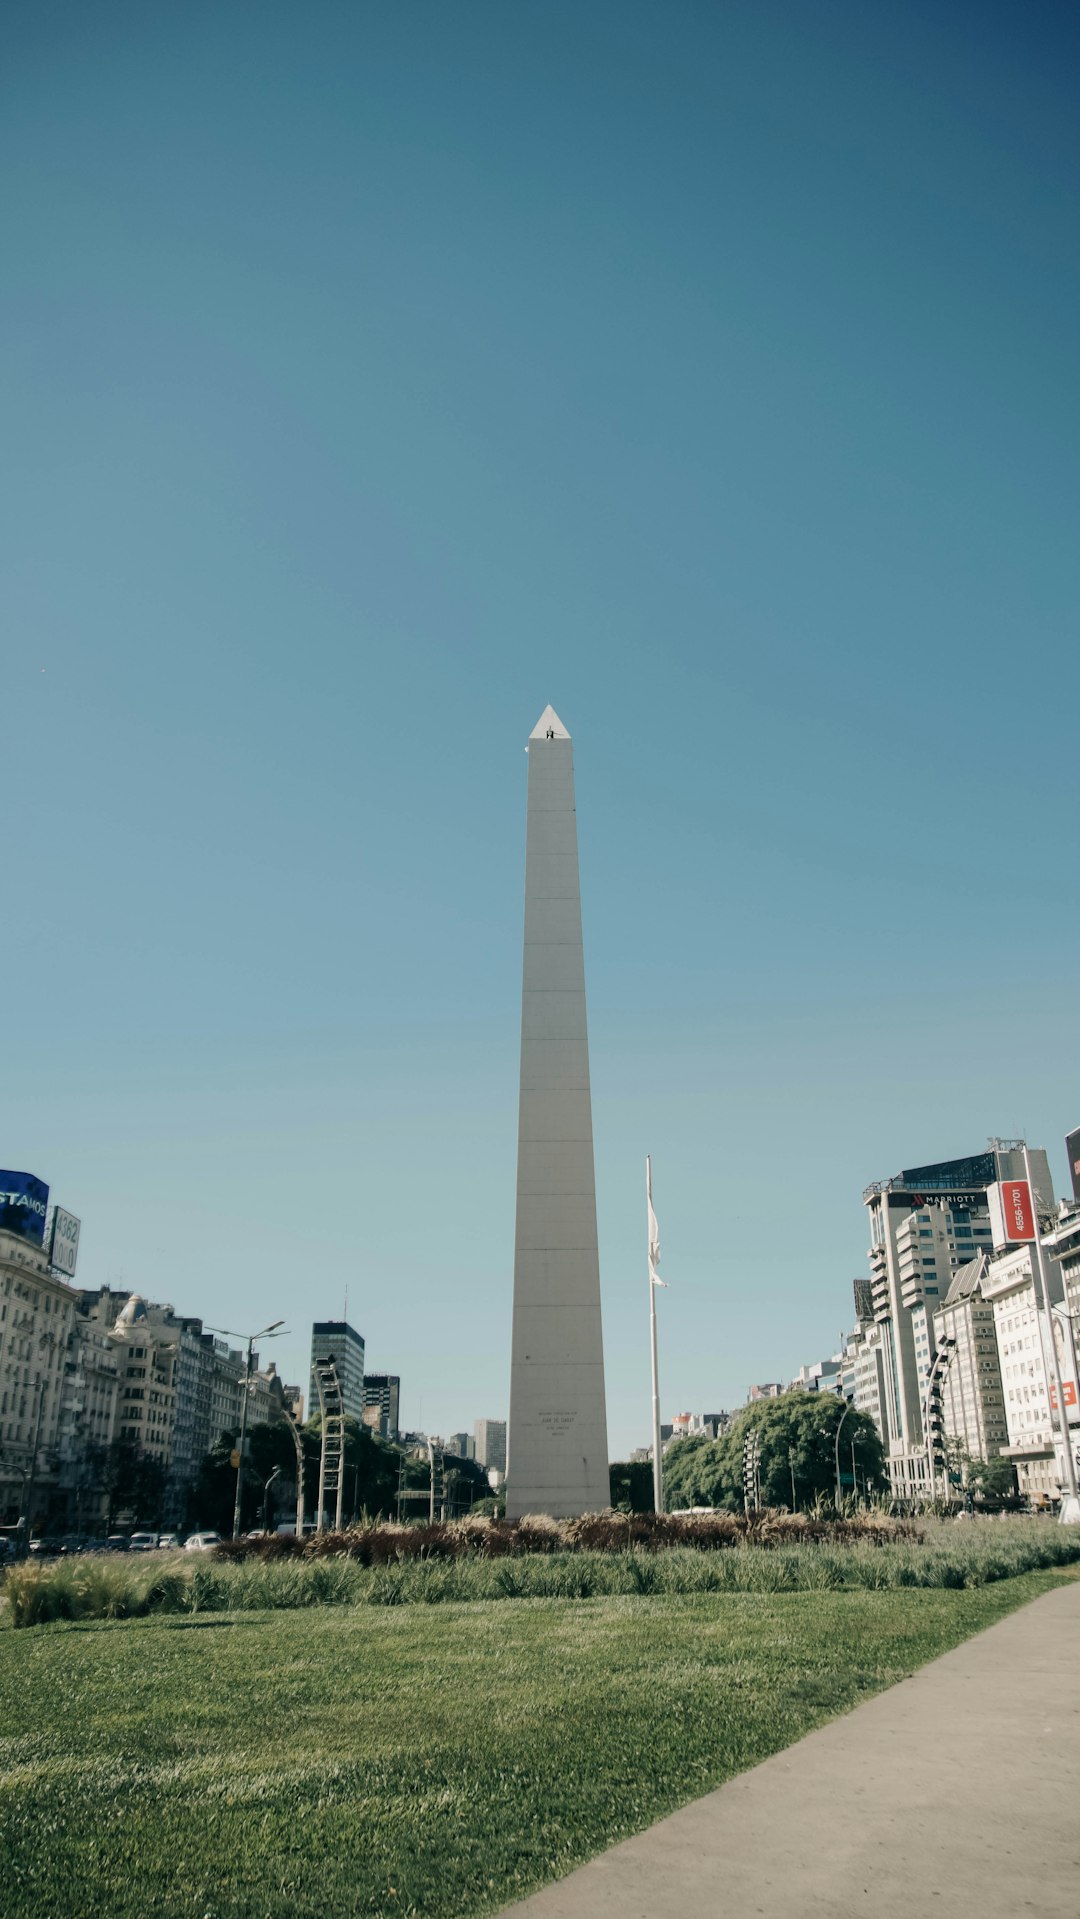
507, 705, 609, 1518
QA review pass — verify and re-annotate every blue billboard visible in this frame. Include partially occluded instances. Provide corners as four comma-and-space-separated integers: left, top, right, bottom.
0, 1172, 50, 1247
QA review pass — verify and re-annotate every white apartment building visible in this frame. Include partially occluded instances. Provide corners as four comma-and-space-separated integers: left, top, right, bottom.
0, 1226, 77, 1528
789, 1358, 842, 1394
863, 1146, 1051, 1498
109, 1295, 179, 1467
932, 1255, 1009, 1472
1044, 1201, 1080, 1330
668, 1411, 730, 1440
981, 1247, 1075, 1504
847, 1321, 887, 1435
58, 1311, 120, 1528
204, 1335, 245, 1452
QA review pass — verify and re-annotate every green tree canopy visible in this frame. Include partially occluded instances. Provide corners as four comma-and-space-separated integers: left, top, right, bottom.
190, 1415, 404, 1532
663, 1392, 886, 1513
609, 1459, 655, 1513
100, 1439, 168, 1530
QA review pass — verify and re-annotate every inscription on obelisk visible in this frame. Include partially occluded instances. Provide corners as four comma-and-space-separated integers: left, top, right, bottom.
506, 706, 609, 1518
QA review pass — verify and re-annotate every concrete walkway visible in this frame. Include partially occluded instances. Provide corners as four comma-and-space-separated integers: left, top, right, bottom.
501, 1580, 1080, 1918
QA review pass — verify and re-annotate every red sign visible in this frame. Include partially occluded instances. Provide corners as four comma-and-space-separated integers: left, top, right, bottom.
1000, 1179, 1035, 1242
1049, 1379, 1079, 1412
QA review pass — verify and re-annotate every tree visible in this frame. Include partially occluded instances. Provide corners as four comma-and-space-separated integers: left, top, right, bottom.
101, 1439, 167, 1530
663, 1392, 887, 1512
968, 1454, 1016, 1501
442, 1451, 490, 1516
189, 1432, 243, 1534
609, 1460, 656, 1513
662, 1429, 742, 1512
946, 1442, 1016, 1504
190, 1414, 406, 1533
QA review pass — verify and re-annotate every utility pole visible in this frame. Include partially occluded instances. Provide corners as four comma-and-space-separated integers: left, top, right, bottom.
647, 1157, 666, 1514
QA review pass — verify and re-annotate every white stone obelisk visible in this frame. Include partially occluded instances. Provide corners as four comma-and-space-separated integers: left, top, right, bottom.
507, 706, 609, 1518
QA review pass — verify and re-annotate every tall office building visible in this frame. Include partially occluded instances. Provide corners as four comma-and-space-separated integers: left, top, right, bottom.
309, 1321, 365, 1424
507, 707, 609, 1518
863, 1144, 1053, 1496
474, 1417, 507, 1474
361, 1373, 400, 1440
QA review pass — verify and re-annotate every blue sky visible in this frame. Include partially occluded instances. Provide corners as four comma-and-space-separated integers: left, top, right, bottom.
4, 2, 1078, 1454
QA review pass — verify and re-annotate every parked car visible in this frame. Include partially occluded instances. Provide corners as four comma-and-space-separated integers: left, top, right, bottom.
183, 1531, 222, 1552
158, 1533, 181, 1551
105, 1535, 131, 1552
129, 1532, 160, 1552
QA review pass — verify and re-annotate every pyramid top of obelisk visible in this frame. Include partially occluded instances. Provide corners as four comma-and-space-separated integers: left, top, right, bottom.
529, 705, 571, 740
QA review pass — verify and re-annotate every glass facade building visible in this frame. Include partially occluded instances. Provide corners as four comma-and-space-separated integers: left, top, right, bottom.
309, 1321, 365, 1425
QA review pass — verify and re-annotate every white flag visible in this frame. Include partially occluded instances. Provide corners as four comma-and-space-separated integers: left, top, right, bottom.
647, 1156, 666, 1285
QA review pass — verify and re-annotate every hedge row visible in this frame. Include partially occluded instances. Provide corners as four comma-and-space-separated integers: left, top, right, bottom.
215, 1508, 920, 1563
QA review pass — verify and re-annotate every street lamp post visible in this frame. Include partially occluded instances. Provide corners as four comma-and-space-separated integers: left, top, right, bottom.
206, 1320, 286, 1540
834, 1399, 854, 1508
262, 1465, 281, 1532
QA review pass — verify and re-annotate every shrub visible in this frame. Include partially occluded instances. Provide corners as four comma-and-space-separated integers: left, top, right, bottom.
6, 1518, 1079, 1626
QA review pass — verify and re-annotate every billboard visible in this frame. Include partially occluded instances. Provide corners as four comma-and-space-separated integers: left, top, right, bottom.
48, 1207, 81, 1278
1067, 1126, 1080, 1206
0, 1172, 50, 1247
988, 1179, 1035, 1249
1049, 1306, 1080, 1428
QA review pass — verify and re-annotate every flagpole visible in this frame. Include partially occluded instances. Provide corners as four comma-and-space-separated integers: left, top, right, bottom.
647, 1155, 663, 1514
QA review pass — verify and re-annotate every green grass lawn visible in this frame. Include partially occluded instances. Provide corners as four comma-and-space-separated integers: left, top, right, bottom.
0, 1572, 1067, 1919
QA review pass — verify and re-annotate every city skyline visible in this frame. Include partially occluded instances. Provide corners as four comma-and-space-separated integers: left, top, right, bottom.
8, 1125, 1080, 1465
4, 3, 1078, 1455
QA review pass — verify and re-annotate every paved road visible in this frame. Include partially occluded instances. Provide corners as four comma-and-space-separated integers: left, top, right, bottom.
501, 1579, 1080, 1918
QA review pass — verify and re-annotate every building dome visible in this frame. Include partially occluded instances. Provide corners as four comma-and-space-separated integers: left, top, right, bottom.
113, 1293, 149, 1336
